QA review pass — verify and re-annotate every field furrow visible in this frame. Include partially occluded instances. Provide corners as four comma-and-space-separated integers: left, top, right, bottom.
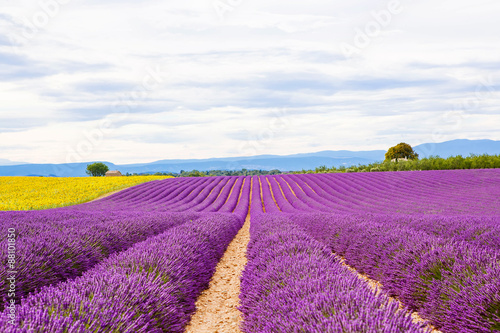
2, 169, 499, 332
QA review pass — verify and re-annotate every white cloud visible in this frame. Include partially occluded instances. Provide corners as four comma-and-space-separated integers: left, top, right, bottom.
0, 0, 498, 164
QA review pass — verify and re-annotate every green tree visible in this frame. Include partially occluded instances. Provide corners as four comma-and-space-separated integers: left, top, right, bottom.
385, 143, 419, 162
86, 162, 109, 177
182, 170, 205, 177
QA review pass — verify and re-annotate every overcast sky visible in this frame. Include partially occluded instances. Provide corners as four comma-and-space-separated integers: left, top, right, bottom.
0, 0, 499, 164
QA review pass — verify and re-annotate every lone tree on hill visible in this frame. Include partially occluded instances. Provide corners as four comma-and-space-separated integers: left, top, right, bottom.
385, 143, 419, 162
86, 162, 109, 177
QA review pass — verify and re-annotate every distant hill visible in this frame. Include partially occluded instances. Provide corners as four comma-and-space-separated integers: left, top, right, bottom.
0, 162, 118, 177
1, 139, 499, 177
414, 139, 500, 158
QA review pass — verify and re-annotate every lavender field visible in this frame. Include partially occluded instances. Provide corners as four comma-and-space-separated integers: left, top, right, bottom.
2, 169, 500, 332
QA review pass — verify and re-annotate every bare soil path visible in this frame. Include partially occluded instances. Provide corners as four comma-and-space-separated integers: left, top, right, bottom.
184, 215, 250, 333
89, 177, 439, 332
184, 177, 440, 333
87, 188, 125, 203
335, 255, 441, 333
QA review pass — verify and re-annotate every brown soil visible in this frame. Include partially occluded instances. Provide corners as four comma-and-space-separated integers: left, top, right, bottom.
264, 177, 281, 211
89, 177, 441, 332
87, 188, 127, 203
184, 215, 250, 333
336, 255, 442, 333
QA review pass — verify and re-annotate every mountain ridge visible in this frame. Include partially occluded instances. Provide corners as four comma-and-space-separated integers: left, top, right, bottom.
1, 139, 499, 177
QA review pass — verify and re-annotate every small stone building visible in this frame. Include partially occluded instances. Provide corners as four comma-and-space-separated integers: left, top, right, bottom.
391, 157, 408, 162
105, 170, 122, 177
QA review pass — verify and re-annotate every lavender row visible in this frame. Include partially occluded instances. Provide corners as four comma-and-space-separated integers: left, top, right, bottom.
256, 177, 275, 213
239, 212, 428, 333
116, 176, 246, 214
76, 177, 209, 212
0, 210, 121, 239
273, 175, 331, 212
250, 177, 263, 214
358, 213, 500, 252
231, 178, 251, 220
111, 177, 215, 211
0, 211, 198, 308
277, 170, 500, 215
197, 177, 237, 212
281, 175, 360, 213
1, 213, 244, 332
300, 172, 449, 214
118, 175, 250, 217
0, 174, 252, 306
266, 176, 299, 213
217, 177, 245, 213
282, 175, 349, 211
163, 177, 223, 211
175, 177, 230, 211
78, 178, 193, 210
290, 212, 500, 332
134, 177, 206, 209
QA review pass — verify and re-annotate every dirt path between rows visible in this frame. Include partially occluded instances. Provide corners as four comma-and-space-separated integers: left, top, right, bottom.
87, 188, 127, 203
87, 177, 439, 332
184, 215, 250, 333
335, 255, 441, 332
183, 213, 438, 333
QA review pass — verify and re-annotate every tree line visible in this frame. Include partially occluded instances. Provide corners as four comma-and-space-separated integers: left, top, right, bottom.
125, 154, 500, 177
101, 154, 500, 178
292, 154, 500, 174
87, 143, 500, 177
125, 169, 283, 177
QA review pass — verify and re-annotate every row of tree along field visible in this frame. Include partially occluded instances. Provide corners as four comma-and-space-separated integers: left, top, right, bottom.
87, 143, 500, 177
295, 154, 500, 174
126, 169, 283, 177
85, 162, 281, 177
85, 164, 281, 178
122, 154, 500, 178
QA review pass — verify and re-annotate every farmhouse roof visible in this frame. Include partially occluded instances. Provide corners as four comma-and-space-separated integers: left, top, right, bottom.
105, 170, 122, 176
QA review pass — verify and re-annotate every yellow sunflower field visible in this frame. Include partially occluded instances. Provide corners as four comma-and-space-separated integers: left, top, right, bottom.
0, 176, 172, 211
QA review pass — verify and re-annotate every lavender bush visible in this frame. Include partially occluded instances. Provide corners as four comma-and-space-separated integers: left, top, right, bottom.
1, 213, 243, 332
239, 212, 428, 333
2, 169, 499, 332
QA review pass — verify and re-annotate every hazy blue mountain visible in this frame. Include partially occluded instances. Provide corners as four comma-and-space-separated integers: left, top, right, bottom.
1, 139, 498, 177
122, 151, 387, 168
280, 150, 387, 160
116, 157, 376, 175
414, 139, 500, 158
0, 162, 117, 177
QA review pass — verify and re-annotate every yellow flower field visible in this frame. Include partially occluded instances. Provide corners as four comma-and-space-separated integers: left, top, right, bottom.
0, 176, 172, 211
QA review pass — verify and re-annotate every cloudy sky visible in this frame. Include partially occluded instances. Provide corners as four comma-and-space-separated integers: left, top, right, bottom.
1, 0, 499, 164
